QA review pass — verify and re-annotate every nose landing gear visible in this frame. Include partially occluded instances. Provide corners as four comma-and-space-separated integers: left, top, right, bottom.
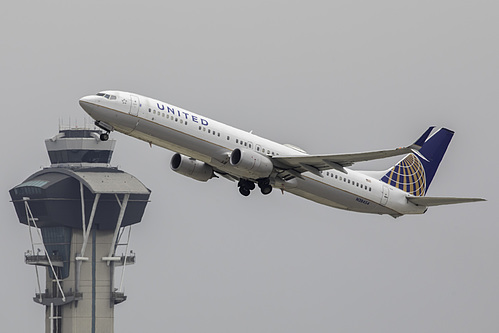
94, 120, 114, 142
100, 132, 109, 141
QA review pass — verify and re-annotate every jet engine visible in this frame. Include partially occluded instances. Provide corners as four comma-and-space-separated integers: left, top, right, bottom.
170, 153, 213, 182
229, 148, 273, 179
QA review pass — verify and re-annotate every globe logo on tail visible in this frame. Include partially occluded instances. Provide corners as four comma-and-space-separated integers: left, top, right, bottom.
381, 154, 426, 196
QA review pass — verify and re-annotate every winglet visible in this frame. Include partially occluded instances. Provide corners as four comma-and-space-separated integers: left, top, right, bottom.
411, 126, 435, 149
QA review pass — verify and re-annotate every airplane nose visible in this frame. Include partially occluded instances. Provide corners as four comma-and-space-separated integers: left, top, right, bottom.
79, 95, 93, 108
79, 95, 100, 117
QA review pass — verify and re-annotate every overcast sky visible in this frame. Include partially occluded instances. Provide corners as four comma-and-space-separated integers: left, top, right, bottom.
1, 1, 497, 332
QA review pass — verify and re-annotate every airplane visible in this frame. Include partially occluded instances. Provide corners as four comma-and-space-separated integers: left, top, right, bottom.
79, 91, 485, 218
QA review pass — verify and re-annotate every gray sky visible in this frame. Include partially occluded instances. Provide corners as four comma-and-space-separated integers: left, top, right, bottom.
1, 1, 497, 332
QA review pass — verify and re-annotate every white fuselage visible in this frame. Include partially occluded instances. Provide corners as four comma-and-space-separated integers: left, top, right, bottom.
79, 91, 427, 217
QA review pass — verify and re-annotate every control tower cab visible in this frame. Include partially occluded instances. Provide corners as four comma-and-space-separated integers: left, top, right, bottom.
10, 127, 151, 333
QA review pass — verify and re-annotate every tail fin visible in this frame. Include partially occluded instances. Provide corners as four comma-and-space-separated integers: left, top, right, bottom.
380, 128, 454, 196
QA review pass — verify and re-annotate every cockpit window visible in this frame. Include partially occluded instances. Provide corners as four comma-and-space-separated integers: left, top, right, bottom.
96, 93, 117, 100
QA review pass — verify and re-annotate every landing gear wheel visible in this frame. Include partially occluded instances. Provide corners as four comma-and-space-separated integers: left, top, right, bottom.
260, 185, 273, 195
258, 179, 272, 195
239, 186, 251, 196
100, 132, 109, 141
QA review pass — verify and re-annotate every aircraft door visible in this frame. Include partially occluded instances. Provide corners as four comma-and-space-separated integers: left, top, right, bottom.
380, 184, 389, 206
130, 94, 140, 116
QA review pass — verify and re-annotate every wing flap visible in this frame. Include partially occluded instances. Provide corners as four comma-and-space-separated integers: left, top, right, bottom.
407, 196, 486, 207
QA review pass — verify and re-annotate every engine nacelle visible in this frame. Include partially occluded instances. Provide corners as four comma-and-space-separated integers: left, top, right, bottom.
229, 148, 273, 179
170, 153, 213, 182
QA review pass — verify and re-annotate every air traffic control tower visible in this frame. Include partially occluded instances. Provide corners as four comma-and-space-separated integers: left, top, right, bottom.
9, 127, 151, 333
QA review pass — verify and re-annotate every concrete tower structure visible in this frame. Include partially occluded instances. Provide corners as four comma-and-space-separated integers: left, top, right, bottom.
10, 127, 151, 333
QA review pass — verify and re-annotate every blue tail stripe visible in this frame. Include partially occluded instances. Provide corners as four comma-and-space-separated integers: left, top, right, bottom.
418, 128, 454, 191
380, 128, 453, 196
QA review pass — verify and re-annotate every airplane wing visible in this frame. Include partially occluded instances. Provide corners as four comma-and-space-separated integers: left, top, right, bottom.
407, 196, 486, 207
272, 127, 435, 178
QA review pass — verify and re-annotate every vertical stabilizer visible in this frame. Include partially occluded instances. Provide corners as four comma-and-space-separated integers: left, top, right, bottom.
381, 128, 454, 196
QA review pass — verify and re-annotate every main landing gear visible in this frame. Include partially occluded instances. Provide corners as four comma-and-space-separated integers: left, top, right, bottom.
238, 179, 273, 196
238, 181, 253, 196
258, 179, 273, 195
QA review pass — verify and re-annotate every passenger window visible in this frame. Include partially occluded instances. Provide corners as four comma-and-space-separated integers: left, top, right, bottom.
162, 113, 165, 117
208, 129, 211, 134
153, 110, 156, 114
227, 136, 230, 140
236, 139, 239, 144
149, 108, 151, 113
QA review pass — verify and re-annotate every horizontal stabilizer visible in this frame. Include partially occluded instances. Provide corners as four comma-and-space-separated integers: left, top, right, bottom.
407, 196, 486, 207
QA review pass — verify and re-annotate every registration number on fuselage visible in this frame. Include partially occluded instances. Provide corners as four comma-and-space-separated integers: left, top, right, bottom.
356, 197, 370, 205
